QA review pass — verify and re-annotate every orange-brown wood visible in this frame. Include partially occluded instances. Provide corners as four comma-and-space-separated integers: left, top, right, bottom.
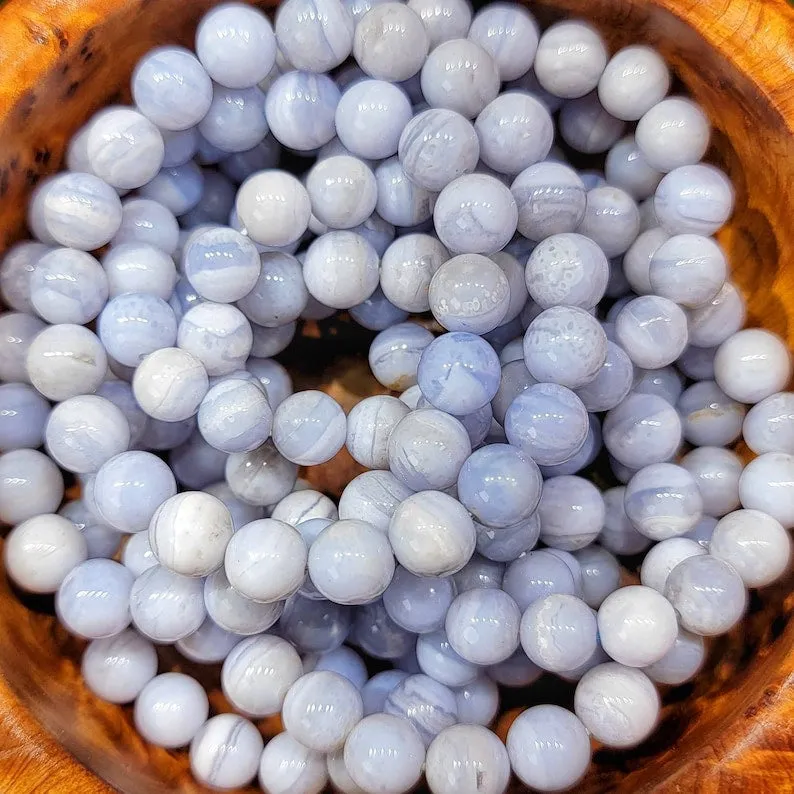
1, 0, 794, 791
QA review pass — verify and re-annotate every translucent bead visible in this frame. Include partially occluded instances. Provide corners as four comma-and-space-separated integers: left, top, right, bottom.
338, 471, 413, 533
599, 486, 652, 555
743, 392, 794, 455
56, 558, 133, 639
665, 554, 747, 636
326, 748, 366, 794
271, 390, 346, 466
575, 341, 634, 412
560, 92, 625, 155
615, 295, 689, 369
176, 617, 242, 664
739, 452, 794, 528
445, 588, 519, 665
352, 598, 415, 659
335, 80, 413, 160
195, 3, 276, 89
574, 545, 621, 609
648, 234, 726, 308
236, 170, 311, 247
0, 448, 64, 526
468, 3, 537, 81
177, 302, 252, 377
250, 321, 297, 358
309, 519, 395, 604
134, 672, 209, 748
266, 72, 340, 151
511, 161, 586, 241
382, 566, 455, 634
132, 46, 212, 130
639, 537, 706, 594
714, 329, 792, 404
121, 529, 158, 578
525, 232, 608, 310
160, 127, 200, 169
220, 136, 281, 182
140, 161, 205, 215
205, 480, 264, 530
204, 567, 284, 635
190, 714, 264, 790
416, 629, 479, 687
0, 312, 43, 384
688, 281, 746, 349
679, 446, 741, 518
82, 629, 158, 704
506, 704, 591, 792
678, 380, 745, 447
643, 628, 705, 685
0, 383, 50, 451
226, 440, 299, 506
280, 593, 351, 652
369, 321, 434, 390
258, 731, 328, 794
272, 490, 337, 526
276, 0, 354, 73
0, 241, 51, 313
474, 510, 540, 563
389, 490, 475, 577
533, 20, 607, 99
198, 377, 273, 453
605, 136, 663, 201
635, 97, 710, 172
577, 186, 640, 258
375, 156, 437, 227
30, 172, 122, 251
598, 45, 670, 121
102, 242, 177, 300
343, 395, 409, 470
538, 475, 603, 551
310, 645, 369, 689
421, 38, 500, 118
633, 365, 684, 404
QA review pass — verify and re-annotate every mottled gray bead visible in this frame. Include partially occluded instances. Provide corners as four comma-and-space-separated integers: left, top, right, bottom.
574, 663, 659, 748
132, 46, 213, 131
598, 45, 670, 121
368, 321, 435, 390
0, 241, 51, 314
577, 186, 640, 258
506, 705, 591, 792
603, 393, 682, 469
615, 295, 688, 369
335, 79, 413, 160
375, 156, 437, 228
533, 20, 607, 99
276, 0, 354, 72
538, 475, 604, 551
380, 234, 449, 313
421, 38, 500, 118
665, 554, 747, 636
225, 440, 299, 506
643, 627, 705, 685
511, 162, 586, 242
384, 674, 458, 747
636, 97, 710, 172
399, 109, 479, 192
190, 713, 264, 790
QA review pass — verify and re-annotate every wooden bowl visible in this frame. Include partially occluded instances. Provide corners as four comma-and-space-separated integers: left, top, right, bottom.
1, 0, 794, 791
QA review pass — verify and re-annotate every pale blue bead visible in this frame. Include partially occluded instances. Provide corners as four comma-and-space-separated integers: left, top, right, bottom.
739, 452, 794, 529
599, 486, 651, 555
504, 382, 589, 466
93, 451, 177, 532
139, 162, 205, 216
433, 174, 517, 255
457, 443, 541, 528
603, 392, 682, 469
382, 567, 455, 635
399, 108, 479, 192
490, 360, 536, 425
575, 341, 633, 412
250, 321, 297, 358
615, 295, 689, 369
624, 463, 703, 541
604, 135, 663, 201
665, 554, 747, 636
453, 679, 499, 727
199, 84, 269, 154
160, 127, 200, 169
140, 417, 197, 451
475, 93, 552, 178
678, 380, 745, 447
559, 92, 625, 155
577, 186, 640, 258
245, 358, 292, 410
97, 293, 177, 367
452, 554, 504, 592
132, 46, 213, 131
0, 241, 51, 313
506, 705, 591, 792
113, 199, 179, 257
343, 0, 392, 23
225, 439, 298, 506
56, 559, 133, 639
452, 402, 493, 447
743, 392, 794, 455
416, 630, 479, 687
196, 134, 231, 165
32, 172, 122, 251
368, 321, 435, 390
219, 136, 281, 183
338, 470, 413, 533
102, 242, 176, 301
350, 213, 396, 256
350, 287, 409, 331
510, 161, 586, 242
276, 0, 354, 73
354, 599, 416, 660
196, 3, 276, 89
505, 70, 563, 114
95, 381, 148, 448
654, 164, 734, 236
168, 277, 204, 322
131, 565, 206, 642
362, 669, 410, 715
266, 71, 340, 151
649, 233, 726, 308
633, 365, 684, 405
445, 588, 520, 665
204, 566, 282, 634
271, 391, 346, 466
420, 38, 500, 119
169, 431, 227, 490
310, 645, 368, 689
523, 306, 607, 388
0, 383, 49, 451
176, 617, 243, 664
388, 408, 471, 491
574, 545, 621, 609
539, 414, 601, 478
384, 674, 458, 747
525, 232, 608, 310
198, 377, 273, 453
680, 446, 741, 518
538, 475, 604, 551
177, 302, 252, 376
335, 80, 413, 160
375, 156, 437, 228
417, 332, 501, 415
468, 3, 538, 81
688, 281, 746, 349
279, 594, 352, 653
0, 449, 63, 525
27, 247, 105, 325
474, 511, 539, 562
237, 251, 307, 326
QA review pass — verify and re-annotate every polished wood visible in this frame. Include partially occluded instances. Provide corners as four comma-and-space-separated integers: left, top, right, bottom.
1, 0, 794, 791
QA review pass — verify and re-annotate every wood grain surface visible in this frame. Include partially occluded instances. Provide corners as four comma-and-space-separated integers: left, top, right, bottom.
1, 0, 794, 792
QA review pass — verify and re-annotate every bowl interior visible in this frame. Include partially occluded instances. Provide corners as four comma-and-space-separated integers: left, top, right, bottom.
0, 0, 793, 792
